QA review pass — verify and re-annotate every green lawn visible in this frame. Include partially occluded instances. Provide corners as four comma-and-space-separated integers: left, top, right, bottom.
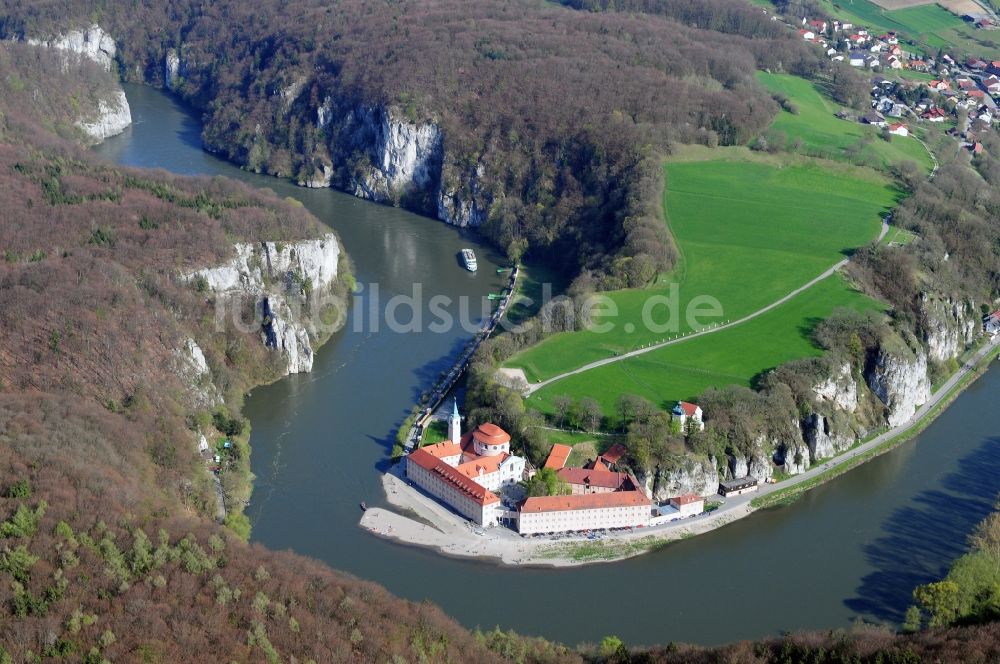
526, 274, 883, 418
758, 72, 933, 173
505, 151, 895, 382
881, 225, 918, 246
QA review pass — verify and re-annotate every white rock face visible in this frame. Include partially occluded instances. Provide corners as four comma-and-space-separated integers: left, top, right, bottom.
866, 344, 931, 427
774, 438, 810, 476
173, 338, 221, 407
185, 234, 341, 375
317, 97, 333, 128
641, 457, 720, 501
165, 49, 181, 90
802, 413, 853, 461
813, 362, 858, 413
438, 162, 489, 227
729, 447, 773, 483
352, 107, 443, 202
76, 88, 132, 142
299, 161, 333, 188
922, 296, 977, 362
259, 294, 314, 374
27, 24, 117, 71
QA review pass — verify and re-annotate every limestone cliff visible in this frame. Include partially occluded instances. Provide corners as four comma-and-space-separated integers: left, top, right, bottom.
22, 24, 131, 143
348, 106, 443, 204
921, 295, 977, 363
76, 88, 132, 142
865, 334, 932, 427
637, 456, 720, 501
27, 24, 117, 71
185, 234, 342, 375
801, 412, 855, 461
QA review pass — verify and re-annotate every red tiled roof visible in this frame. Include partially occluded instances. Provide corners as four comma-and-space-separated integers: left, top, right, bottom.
520, 490, 651, 514
678, 401, 699, 417
585, 458, 610, 471
600, 443, 627, 464
670, 493, 704, 506
420, 441, 462, 459
456, 453, 508, 479
543, 444, 572, 470
556, 467, 629, 490
408, 448, 500, 506
472, 423, 511, 446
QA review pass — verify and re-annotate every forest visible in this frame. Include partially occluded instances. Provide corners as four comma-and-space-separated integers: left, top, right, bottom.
2, 1, 1000, 661
0, 0, 828, 289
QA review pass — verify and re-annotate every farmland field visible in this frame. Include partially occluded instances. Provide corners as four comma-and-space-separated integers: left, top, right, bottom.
757, 72, 934, 173
813, 0, 1000, 57
504, 150, 895, 382
525, 274, 884, 418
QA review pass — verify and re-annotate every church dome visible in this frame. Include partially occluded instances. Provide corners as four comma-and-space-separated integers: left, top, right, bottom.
473, 423, 510, 446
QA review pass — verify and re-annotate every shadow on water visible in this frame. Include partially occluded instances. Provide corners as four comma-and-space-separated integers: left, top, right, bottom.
846, 438, 1000, 622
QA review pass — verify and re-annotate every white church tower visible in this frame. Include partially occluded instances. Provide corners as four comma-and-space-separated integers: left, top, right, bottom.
448, 398, 462, 445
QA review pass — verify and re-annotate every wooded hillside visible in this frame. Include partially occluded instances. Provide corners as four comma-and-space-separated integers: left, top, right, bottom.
1, 0, 823, 288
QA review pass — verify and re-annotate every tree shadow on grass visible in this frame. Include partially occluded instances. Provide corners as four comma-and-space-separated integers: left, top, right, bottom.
845, 438, 1000, 623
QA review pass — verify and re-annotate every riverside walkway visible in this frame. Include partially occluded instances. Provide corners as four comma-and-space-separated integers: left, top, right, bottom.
401, 264, 520, 452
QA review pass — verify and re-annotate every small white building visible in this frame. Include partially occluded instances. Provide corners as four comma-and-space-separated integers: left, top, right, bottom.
888, 122, 909, 137
672, 401, 705, 432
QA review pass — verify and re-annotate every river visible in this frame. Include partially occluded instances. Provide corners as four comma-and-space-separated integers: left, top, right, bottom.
95, 83, 1000, 648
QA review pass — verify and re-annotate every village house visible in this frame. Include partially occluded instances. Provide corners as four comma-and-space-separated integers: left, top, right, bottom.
927, 79, 950, 91
849, 50, 866, 67
888, 122, 909, 137
799, 29, 816, 41
556, 467, 641, 495
861, 109, 887, 127
719, 477, 759, 497
983, 75, 1000, 94
672, 401, 705, 431
669, 493, 705, 518
984, 310, 1000, 336
922, 107, 948, 122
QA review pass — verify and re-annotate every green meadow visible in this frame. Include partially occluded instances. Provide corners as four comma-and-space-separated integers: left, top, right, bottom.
504, 151, 895, 382
757, 72, 934, 173
526, 274, 883, 417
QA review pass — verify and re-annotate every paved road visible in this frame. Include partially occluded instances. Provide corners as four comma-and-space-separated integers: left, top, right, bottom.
524, 221, 889, 395
636, 334, 1000, 534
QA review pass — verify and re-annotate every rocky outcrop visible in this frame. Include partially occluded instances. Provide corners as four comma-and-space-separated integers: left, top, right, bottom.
865, 337, 931, 427
729, 446, 774, 483
639, 456, 720, 501
921, 295, 977, 363
350, 106, 443, 203
438, 162, 490, 227
185, 234, 341, 375
773, 439, 810, 476
801, 412, 854, 461
22, 25, 132, 143
174, 338, 222, 407
27, 24, 117, 71
165, 48, 182, 90
812, 361, 858, 413
76, 88, 132, 142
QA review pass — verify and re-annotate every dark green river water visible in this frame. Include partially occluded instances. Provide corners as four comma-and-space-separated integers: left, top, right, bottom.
95, 83, 1000, 647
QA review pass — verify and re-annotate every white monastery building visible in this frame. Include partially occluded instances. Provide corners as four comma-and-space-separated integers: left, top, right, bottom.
405, 401, 525, 526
